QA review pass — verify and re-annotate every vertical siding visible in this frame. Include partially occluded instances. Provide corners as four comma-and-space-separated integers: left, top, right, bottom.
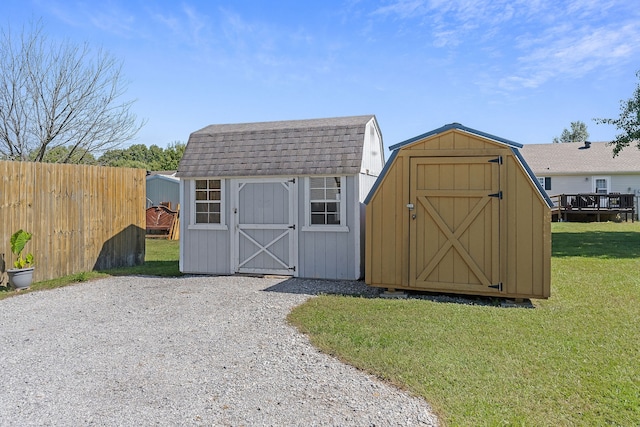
179, 179, 231, 274
366, 155, 405, 287
0, 161, 145, 283
298, 176, 359, 279
505, 156, 551, 298
366, 130, 551, 298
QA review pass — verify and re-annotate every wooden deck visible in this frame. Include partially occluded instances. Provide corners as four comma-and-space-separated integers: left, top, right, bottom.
550, 193, 636, 222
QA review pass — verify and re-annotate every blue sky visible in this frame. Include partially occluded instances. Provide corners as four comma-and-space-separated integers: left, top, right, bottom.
2, 0, 639, 155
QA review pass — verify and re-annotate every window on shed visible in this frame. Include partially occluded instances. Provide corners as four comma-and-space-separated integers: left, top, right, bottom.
309, 177, 343, 225
195, 179, 222, 224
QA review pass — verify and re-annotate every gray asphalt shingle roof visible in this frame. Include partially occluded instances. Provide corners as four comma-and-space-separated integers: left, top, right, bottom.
176, 115, 375, 178
520, 141, 640, 174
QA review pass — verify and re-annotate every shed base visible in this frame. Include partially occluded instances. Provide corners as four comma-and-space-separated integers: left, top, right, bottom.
380, 290, 408, 299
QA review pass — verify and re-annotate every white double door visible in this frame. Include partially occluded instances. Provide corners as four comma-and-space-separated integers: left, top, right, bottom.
231, 178, 297, 276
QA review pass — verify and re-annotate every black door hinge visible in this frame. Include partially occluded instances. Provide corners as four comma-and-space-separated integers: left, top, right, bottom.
288, 178, 296, 183
288, 224, 296, 230
489, 282, 503, 291
488, 191, 503, 199
488, 156, 503, 164
288, 266, 296, 271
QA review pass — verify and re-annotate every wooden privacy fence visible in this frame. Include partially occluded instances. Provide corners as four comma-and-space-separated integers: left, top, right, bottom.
0, 160, 146, 283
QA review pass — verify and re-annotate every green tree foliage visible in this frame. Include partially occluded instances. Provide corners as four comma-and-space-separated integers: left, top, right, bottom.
594, 70, 640, 157
29, 145, 97, 164
98, 142, 186, 170
553, 121, 589, 143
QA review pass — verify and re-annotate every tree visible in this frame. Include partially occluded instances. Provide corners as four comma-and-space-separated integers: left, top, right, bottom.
553, 121, 589, 143
594, 70, 640, 157
0, 20, 144, 163
97, 141, 185, 170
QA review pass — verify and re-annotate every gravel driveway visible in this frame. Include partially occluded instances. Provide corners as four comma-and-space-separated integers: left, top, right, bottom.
0, 275, 438, 426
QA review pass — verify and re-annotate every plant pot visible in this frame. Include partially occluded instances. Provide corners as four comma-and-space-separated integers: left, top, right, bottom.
7, 267, 35, 290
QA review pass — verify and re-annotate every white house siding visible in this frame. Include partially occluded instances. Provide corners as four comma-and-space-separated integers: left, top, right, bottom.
297, 175, 361, 280
179, 179, 232, 274
543, 175, 593, 196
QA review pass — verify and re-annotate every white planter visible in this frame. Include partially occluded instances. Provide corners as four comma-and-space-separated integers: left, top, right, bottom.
7, 267, 35, 290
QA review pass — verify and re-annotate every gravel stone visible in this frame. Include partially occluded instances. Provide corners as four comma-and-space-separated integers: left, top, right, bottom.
0, 275, 438, 426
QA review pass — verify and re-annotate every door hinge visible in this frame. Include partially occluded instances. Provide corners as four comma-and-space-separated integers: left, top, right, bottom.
288, 224, 296, 230
288, 266, 296, 271
489, 282, 503, 291
288, 178, 296, 183
488, 191, 503, 199
488, 156, 503, 164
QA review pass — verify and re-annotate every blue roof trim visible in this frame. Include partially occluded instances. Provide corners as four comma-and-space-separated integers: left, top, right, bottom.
511, 147, 554, 208
364, 149, 399, 205
367, 123, 552, 209
389, 123, 523, 151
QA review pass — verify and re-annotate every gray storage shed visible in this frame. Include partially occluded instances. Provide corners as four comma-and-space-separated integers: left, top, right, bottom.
176, 115, 384, 279
146, 171, 180, 209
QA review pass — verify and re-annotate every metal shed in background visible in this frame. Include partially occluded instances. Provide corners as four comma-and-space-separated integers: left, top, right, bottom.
365, 123, 552, 299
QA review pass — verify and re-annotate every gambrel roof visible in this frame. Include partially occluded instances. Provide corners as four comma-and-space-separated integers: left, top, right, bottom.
520, 141, 640, 175
176, 115, 377, 178
365, 122, 553, 207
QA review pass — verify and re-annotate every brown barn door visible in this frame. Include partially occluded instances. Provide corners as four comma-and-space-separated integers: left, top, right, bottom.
409, 156, 503, 293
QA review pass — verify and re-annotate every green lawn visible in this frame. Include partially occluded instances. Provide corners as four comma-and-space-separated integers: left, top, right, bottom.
288, 222, 640, 426
0, 239, 181, 300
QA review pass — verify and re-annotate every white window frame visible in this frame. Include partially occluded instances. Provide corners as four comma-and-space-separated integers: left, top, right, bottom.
302, 176, 349, 232
592, 176, 610, 194
188, 178, 228, 230
537, 176, 551, 191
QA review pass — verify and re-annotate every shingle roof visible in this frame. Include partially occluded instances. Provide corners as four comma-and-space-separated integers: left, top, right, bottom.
520, 141, 640, 174
176, 115, 376, 178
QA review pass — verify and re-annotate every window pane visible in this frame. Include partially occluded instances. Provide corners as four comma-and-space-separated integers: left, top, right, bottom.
325, 188, 340, 199
327, 177, 340, 189
311, 214, 326, 225
195, 191, 207, 201
310, 177, 325, 189
196, 203, 208, 213
210, 213, 221, 224
195, 180, 207, 189
326, 202, 337, 213
210, 203, 220, 213
196, 213, 208, 223
311, 202, 325, 213
209, 179, 221, 189
310, 188, 325, 200
209, 191, 221, 201
327, 213, 340, 225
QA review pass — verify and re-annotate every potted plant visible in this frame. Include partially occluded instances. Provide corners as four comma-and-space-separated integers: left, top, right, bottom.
7, 229, 35, 290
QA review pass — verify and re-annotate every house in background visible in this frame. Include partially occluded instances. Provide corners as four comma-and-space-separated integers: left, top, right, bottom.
146, 171, 180, 209
176, 115, 384, 280
520, 141, 639, 221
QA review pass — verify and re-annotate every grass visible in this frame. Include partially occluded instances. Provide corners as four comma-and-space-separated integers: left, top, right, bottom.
0, 238, 180, 300
288, 222, 640, 426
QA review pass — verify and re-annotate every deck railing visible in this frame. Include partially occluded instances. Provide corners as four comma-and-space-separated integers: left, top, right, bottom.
550, 193, 636, 222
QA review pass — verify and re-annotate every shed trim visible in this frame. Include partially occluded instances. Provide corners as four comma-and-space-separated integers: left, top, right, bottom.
389, 123, 523, 151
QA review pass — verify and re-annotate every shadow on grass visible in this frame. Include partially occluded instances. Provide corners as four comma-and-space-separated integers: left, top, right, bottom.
553, 231, 640, 258
101, 261, 182, 277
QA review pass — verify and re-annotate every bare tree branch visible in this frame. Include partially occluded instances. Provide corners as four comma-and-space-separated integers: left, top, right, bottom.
0, 20, 145, 163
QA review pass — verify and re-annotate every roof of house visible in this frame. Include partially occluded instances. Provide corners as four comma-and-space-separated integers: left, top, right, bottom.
176, 115, 376, 178
365, 123, 553, 207
520, 141, 640, 174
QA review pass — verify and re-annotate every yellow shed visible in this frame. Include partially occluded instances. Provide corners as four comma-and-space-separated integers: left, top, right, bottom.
365, 123, 552, 299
